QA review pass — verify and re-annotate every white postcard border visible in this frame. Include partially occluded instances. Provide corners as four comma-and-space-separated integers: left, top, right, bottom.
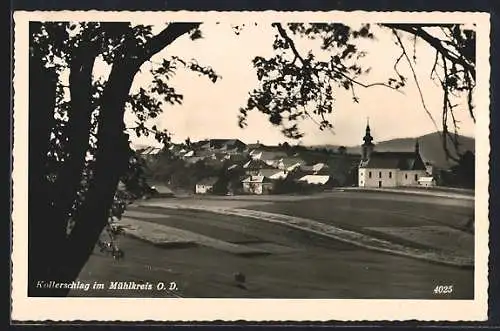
11, 10, 491, 322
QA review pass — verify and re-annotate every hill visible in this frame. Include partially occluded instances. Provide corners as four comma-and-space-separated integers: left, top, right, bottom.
312, 132, 475, 170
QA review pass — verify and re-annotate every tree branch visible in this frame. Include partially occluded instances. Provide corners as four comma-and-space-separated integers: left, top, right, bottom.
382, 24, 475, 81
139, 23, 201, 62
391, 29, 440, 133
274, 23, 402, 92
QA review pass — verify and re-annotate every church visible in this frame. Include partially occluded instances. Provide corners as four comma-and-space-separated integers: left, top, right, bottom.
358, 121, 429, 188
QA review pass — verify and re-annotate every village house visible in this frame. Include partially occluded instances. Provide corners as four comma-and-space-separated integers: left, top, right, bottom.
276, 157, 306, 171
257, 168, 288, 180
250, 150, 288, 165
358, 122, 429, 188
299, 162, 330, 175
182, 150, 195, 158
207, 139, 247, 151
297, 175, 332, 186
137, 146, 162, 161
242, 175, 274, 195
148, 183, 175, 197
243, 158, 276, 175
418, 176, 437, 187
195, 177, 218, 194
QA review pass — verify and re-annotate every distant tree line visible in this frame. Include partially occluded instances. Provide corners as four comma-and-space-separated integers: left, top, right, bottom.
437, 150, 475, 189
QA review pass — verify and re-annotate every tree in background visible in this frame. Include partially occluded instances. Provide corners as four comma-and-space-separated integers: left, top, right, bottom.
27, 21, 476, 296
239, 23, 475, 162
450, 150, 475, 189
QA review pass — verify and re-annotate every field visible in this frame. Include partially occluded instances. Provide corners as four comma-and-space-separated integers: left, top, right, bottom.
71, 191, 475, 299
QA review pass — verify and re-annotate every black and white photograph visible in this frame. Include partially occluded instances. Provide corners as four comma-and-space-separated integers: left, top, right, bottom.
11, 10, 490, 321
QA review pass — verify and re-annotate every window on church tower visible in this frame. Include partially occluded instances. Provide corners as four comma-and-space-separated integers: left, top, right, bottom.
389, 172, 392, 178
414, 174, 418, 181
405, 174, 408, 179
369, 171, 372, 178
379, 171, 382, 178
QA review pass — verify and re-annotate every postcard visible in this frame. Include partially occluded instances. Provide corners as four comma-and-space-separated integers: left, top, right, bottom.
11, 10, 490, 322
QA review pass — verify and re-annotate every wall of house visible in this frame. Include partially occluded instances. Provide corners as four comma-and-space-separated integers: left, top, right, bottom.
359, 168, 429, 187
359, 168, 398, 187
397, 170, 428, 187
242, 182, 273, 194
195, 184, 213, 194
243, 182, 260, 194
418, 179, 436, 187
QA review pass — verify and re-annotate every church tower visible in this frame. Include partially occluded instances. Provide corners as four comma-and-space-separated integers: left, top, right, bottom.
362, 118, 375, 161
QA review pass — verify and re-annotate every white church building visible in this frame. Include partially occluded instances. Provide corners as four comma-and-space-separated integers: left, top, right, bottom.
358, 122, 430, 188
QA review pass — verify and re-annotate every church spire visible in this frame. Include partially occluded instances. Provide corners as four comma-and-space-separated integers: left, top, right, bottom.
362, 118, 374, 161
363, 117, 373, 145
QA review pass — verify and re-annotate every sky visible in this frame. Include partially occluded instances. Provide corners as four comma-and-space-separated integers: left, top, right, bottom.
93, 22, 476, 148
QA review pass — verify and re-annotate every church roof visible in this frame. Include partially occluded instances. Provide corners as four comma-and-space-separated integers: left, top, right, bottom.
360, 151, 426, 170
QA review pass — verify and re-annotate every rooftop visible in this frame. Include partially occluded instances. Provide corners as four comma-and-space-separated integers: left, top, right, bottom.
360, 151, 426, 170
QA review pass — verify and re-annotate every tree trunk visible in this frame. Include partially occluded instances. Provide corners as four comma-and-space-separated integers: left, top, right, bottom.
49, 61, 140, 296
34, 23, 198, 296
28, 51, 59, 296
48, 42, 98, 268
28, 37, 98, 296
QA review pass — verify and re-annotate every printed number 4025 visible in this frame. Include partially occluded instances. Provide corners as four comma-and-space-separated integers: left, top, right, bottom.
434, 285, 453, 294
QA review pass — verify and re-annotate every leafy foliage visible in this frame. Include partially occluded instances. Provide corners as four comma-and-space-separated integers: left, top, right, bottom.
241, 22, 476, 161
30, 22, 216, 271
239, 23, 391, 139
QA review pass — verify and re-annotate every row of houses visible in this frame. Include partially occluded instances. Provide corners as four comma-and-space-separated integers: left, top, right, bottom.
141, 129, 439, 195
195, 160, 335, 195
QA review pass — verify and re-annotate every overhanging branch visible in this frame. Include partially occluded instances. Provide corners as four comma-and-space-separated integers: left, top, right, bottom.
274, 23, 401, 92
382, 24, 475, 81
140, 23, 201, 61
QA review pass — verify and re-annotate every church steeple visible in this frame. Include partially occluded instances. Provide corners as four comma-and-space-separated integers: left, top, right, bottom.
362, 117, 375, 161
363, 117, 373, 145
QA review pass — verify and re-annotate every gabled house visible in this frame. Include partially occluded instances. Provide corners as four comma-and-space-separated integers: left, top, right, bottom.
242, 175, 274, 195
298, 175, 333, 186
257, 168, 288, 180
301, 162, 328, 174
149, 183, 175, 197
277, 157, 306, 171
208, 139, 247, 151
195, 177, 218, 194
243, 159, 276, 175
418, 176, 437, 187
250, 150, 288, 163
182, 150, 194, 158
137, 146, 162, 161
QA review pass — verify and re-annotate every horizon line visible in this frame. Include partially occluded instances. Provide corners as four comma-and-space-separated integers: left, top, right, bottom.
132, 130, 475, 149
